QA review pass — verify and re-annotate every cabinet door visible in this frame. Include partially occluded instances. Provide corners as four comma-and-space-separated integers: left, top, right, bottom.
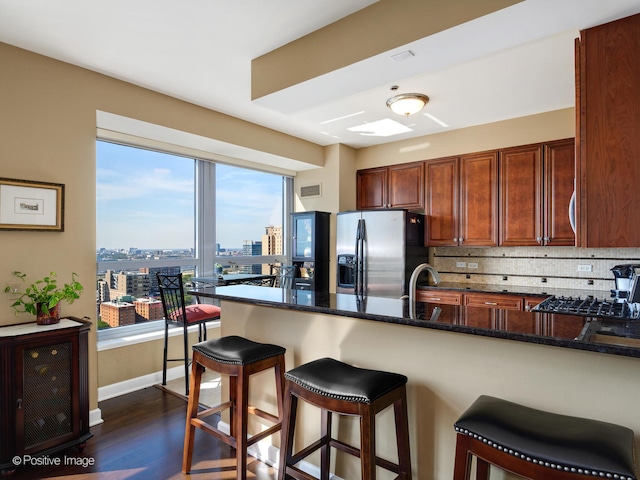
387, 162, 424, 210
425, 157, 459, 246
462, 306, 497, 329
292, 213, 314, 260
501, 309, 542, 334
17, 337, 79, 454
542, 314, 587, 339
577, 13, 640, 247
357, 167, 387, 210
499, 144, 543, 246
544, 138, 575, 246
459, 152, 498, 246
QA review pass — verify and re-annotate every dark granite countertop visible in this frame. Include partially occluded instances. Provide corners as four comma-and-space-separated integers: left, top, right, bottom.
417, 282, 612, 299
190, 285, 640, 359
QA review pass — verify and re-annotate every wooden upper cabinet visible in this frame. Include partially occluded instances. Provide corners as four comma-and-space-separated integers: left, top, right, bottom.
424, 152, 498, 247
577, 13, 640, 247
499, 144, 543, 246
357, 162, 424, 210
459, 151, 498, 246
388, 162, 424, 209
357, 167, 387, 210
499, 140, 575, 247
544, 138, 575, 246
425, 157, 459, 246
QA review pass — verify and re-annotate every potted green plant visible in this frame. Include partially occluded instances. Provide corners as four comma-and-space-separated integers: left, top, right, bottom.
4, 271, 83, 325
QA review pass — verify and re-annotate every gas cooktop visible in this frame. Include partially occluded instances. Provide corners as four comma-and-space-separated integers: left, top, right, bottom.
533, 295, 637, 319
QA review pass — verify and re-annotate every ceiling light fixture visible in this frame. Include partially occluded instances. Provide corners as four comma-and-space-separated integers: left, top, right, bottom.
386, 93, 430, 116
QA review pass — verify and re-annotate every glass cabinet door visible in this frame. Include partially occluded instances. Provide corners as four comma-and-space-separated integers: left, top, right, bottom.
293, 214, 313, 259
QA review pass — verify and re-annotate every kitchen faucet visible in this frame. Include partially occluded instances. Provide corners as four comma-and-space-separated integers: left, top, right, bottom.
407, 263, 441, 319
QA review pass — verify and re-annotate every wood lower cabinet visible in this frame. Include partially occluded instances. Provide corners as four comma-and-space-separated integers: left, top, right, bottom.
499, 139, 574, 247
0, 318, 91, 475
356, 162, 424, 210
464, 292, 522, 310
416, 289, 462, 305
576, 13, 640, 247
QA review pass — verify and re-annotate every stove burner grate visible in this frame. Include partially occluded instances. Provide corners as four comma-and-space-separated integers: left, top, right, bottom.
533, 295, 632, 319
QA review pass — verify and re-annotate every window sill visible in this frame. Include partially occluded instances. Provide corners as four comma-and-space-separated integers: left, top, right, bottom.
97, 320, 220, 352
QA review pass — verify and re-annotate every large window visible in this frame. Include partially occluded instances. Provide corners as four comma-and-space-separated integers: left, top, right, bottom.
96, 140, 291, 333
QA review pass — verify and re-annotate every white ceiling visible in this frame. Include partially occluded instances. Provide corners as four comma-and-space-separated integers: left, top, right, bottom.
1, 0, 640, 155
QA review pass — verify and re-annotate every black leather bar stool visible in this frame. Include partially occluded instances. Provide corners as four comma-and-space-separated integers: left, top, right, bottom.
453, 395, 637, 480
182, 336, 286, 480
278, 357, 412, 480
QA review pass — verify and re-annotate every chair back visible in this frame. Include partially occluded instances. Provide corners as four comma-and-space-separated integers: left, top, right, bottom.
271, 265, 297, 288
157, 273, 188, 324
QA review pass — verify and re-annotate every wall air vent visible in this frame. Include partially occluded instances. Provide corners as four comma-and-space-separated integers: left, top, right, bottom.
300, 183, 321, 198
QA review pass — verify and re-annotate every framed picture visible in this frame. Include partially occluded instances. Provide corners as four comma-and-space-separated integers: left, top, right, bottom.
0, 178, 64, 231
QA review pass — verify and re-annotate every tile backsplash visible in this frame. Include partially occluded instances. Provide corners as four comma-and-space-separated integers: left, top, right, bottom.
430, 246, 640, 292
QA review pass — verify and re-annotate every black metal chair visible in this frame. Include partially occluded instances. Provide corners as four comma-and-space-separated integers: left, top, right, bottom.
156, 273, 221, 395
270, 264, 297, 288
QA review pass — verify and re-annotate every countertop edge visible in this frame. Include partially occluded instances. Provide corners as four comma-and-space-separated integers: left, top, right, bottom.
192, 287, 640, 360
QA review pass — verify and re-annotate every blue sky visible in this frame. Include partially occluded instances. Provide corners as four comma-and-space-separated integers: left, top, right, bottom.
96, 141, 283, 250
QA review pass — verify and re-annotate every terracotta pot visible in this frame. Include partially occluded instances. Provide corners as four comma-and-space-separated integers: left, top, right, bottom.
36, 302, 61, 325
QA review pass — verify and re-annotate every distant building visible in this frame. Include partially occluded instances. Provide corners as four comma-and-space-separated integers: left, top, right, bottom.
262, 226, 283, 255
100, 300, 135, 328
242, 240, 262, 274
134, 298, 164, 322
262, 226, 283, 274
105, 270, 150, 298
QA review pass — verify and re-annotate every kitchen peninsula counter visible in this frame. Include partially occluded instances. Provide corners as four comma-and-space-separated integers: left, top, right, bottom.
191, 285, 640, 359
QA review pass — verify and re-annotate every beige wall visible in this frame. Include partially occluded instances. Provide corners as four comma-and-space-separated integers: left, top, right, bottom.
221, 300, 640, 480
355, 107, 575, 169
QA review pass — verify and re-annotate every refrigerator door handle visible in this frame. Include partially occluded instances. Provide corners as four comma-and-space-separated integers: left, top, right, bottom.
354, 219, 362, 295
357, 219, 367, 296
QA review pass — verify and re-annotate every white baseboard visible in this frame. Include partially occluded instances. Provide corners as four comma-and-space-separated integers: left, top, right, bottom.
98, 364, 185, 402
89, 408, 103, 427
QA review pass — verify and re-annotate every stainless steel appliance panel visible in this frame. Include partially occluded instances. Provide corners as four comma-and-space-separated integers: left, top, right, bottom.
336, 210, 426, 298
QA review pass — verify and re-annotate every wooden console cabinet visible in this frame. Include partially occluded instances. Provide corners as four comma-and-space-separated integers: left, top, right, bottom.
0, 318, 91, 474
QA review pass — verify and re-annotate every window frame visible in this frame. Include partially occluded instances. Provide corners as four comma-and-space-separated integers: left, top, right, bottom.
96, 138, 293, 342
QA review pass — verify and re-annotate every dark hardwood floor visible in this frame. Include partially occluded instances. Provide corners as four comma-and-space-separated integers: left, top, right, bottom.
9, 387, 277, 479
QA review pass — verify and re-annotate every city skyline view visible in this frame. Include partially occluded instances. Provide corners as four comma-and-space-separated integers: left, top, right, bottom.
96, 141, 284, 250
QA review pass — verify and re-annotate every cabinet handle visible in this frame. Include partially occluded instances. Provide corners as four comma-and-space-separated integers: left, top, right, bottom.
16, 398, 22, 410
536, 236, 542, 244
431, 297, 441, 301
544, 236, 550, 243
484, 302, 498, 305
459, 237, 463, 244
453, 238, 458, 243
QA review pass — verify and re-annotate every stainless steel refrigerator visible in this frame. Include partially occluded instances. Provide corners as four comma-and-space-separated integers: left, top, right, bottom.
336, 209, 428, 298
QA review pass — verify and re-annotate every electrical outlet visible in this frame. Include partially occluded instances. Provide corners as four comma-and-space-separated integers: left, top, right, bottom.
468, 262, 478, 269
456, 262, 467, 268
577, 264, 593, 272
